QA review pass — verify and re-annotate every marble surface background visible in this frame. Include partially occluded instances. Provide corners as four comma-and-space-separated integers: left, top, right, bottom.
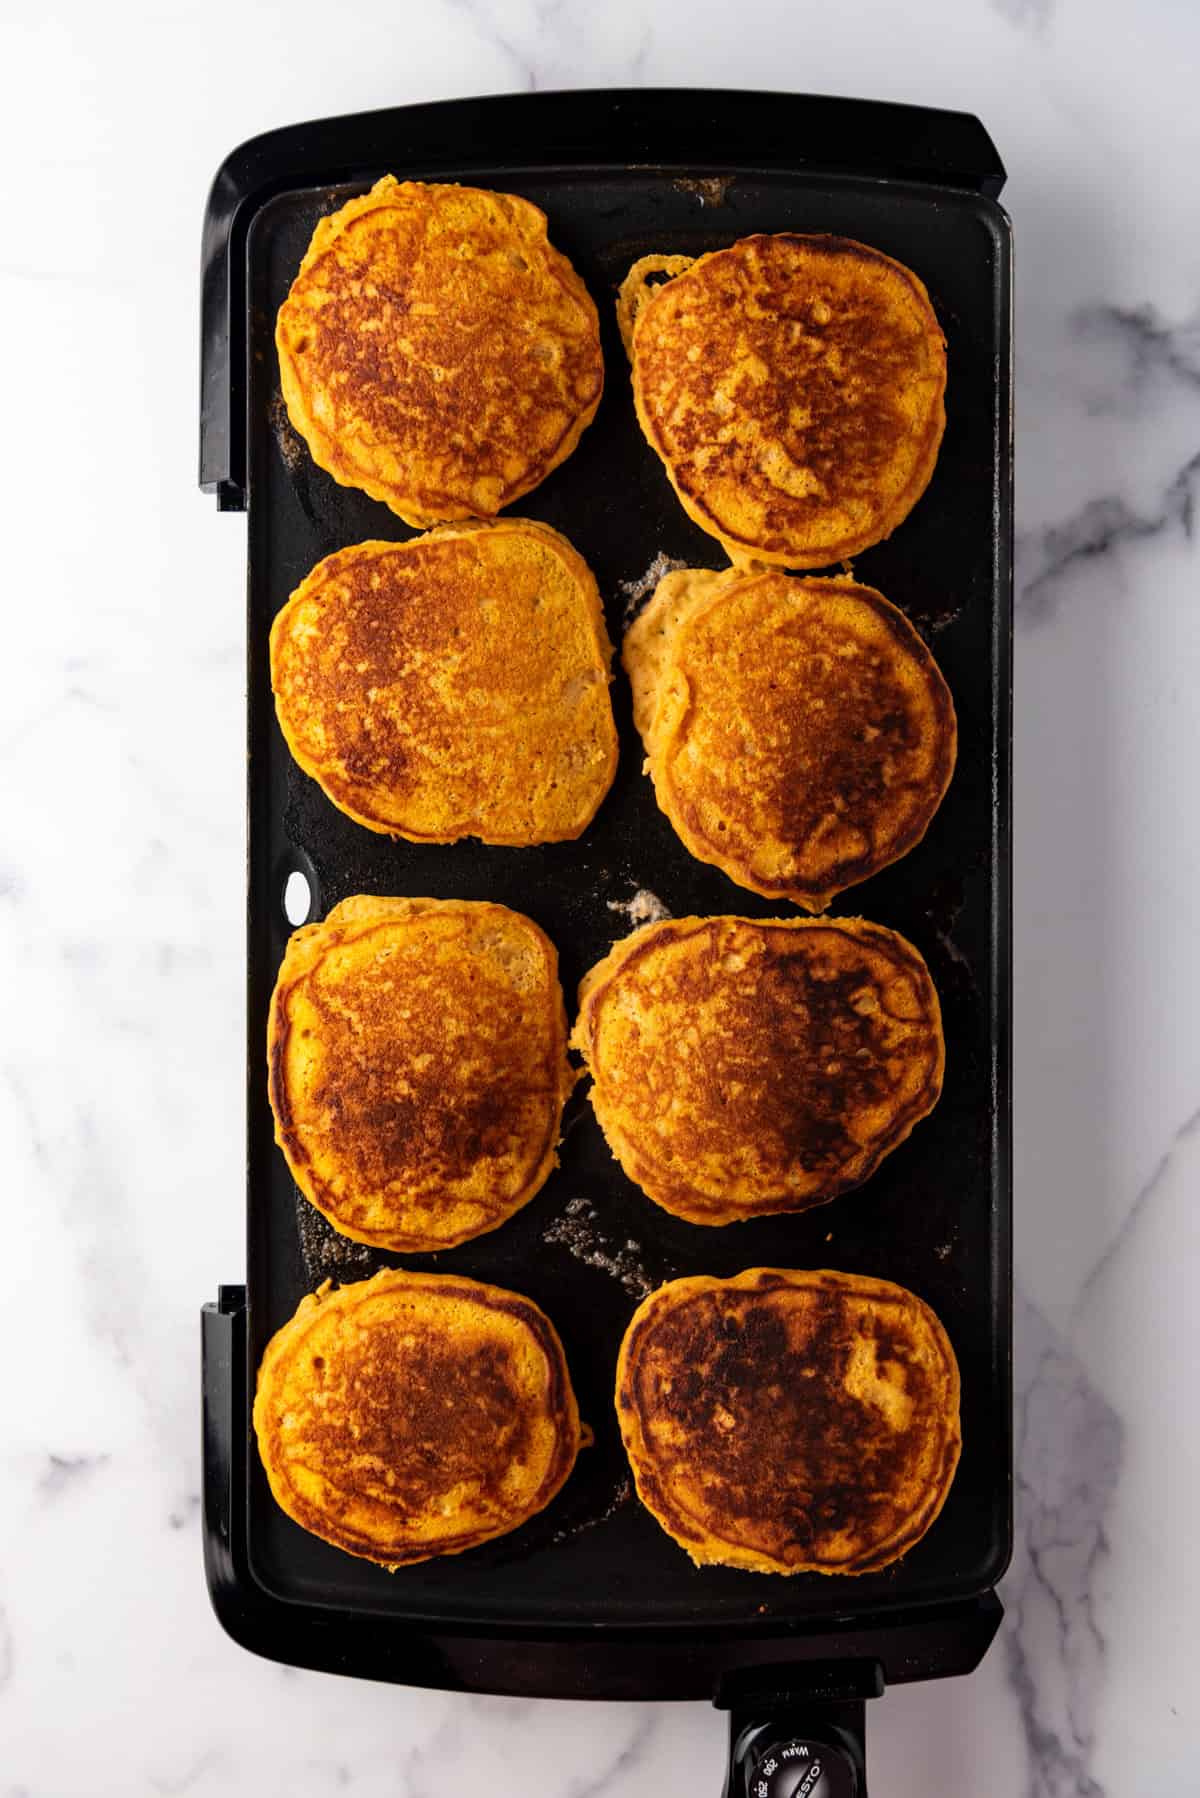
3, 1, 1198, 1792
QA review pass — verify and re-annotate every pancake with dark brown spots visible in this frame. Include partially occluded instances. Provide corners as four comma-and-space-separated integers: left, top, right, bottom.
270, 520, 618, 844
269, 896, 574, 1251
624, 567, 956, 910
619, 235, 946, 567
277, 178, 604, 526
616, 1268, 960, 1574
254, 1269, 582, 1568
572, 915, 943, 1225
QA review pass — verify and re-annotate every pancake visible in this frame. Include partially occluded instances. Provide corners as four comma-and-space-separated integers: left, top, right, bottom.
624, 566, 956, 910
277, 178, 603, 525
572, 915, 943, 1225
619, 235, 946, 566
270, 520, 618, 844
269, 896, 574, 1251
254, 1269, 582, 1568
616, 1268, 960, 1574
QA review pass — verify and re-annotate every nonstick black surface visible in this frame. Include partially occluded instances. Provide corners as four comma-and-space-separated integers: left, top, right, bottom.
243, 166, 1011, 1631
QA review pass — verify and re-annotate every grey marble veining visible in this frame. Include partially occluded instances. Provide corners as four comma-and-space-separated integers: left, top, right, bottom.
1006, 1290, 1123, 1797
2, 0, 1198, 1791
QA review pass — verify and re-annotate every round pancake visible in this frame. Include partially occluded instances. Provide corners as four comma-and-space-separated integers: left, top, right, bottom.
269, 896, 574, 1251
277, 178, 604, 525
271, 520, 618, 844
624, 566, 956, 910
616, 1268, 960, 1575
620, 234, 946, 566
572, 915, 943, 1225
255, 1269, 582, 1568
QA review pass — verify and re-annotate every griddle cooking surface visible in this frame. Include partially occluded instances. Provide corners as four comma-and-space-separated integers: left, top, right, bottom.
243, 165, 1010, 1631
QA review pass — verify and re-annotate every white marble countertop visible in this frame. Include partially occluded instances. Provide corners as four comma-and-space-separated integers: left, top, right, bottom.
3, 0, 1199, 1791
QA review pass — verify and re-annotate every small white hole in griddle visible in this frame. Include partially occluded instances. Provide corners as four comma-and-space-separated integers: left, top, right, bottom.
283, 869, 311, 927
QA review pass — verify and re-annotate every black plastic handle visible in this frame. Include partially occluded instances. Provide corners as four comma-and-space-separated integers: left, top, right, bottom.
721, 1663, 882, 1798
726, 1709, 867, 1798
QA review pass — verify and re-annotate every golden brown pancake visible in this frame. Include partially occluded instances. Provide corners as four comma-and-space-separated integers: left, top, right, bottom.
624, 566, 956, 909
572, 915, 943, 1225
255, 1269, 582, 1568
619, 235, 946, 566
616, 1268, 960, 1574
277, 178, 603, 525
269, 896, 574, 1251
270, 520, 618, 844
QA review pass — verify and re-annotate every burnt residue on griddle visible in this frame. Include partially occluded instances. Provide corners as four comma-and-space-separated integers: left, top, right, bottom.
606, 887, 671, 928
551, 1474, 633, 1545
293, 1189, 377, 1284
542, 1197, 656, 1299
269, 388, 305, 475
908, 597, 965, 638
922, 869, 980, 993
618, 552, 689, 629
671, 175, 736, 209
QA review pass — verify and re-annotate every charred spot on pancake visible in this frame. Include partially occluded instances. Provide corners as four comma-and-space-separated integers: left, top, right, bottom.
615, 1269, 960, 1575
268, 897, 574, 1252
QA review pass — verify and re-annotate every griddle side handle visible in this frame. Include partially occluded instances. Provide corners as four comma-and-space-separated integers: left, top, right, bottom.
202, 1286, 249, 1614
722, 1683, 878, 1798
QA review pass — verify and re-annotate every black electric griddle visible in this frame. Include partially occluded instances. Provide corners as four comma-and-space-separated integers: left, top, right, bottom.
200, 89, 1012, 1795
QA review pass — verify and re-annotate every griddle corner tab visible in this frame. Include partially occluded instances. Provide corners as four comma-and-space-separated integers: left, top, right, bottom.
201, 1285, 262, 1653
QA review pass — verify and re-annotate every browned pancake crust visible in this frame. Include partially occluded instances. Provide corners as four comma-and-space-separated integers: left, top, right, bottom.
623, 234, 946, 567
269, 896, 574, 1251
277, 178, 604, 526
255, 1269, 582, 1567
270, 520, 618, 844
624, 567, 956, 909
616, 1268, 961, 1574
572, 916, 943, 1224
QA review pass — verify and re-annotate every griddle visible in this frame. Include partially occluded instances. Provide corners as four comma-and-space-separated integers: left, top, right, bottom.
200, 89, 1012, 1795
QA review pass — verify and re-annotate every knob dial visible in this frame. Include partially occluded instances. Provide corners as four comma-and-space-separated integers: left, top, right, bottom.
748, 1738, 858, 1798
